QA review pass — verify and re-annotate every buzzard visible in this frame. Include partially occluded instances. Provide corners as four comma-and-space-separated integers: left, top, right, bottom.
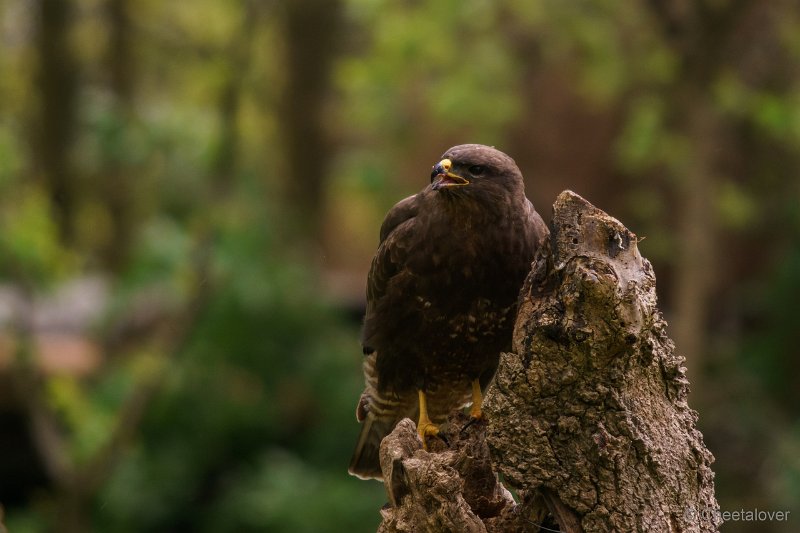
348, 144, 548, 480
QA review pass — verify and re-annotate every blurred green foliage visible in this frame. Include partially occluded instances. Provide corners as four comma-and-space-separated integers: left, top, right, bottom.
0, 1, 799, 532
93, 213, 386, 532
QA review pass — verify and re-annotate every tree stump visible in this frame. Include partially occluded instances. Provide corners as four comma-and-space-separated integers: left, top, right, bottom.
485, 191, 719, 532
374, 191, 720, 532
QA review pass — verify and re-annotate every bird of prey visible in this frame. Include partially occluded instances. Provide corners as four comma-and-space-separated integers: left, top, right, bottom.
348, 144, 549, 480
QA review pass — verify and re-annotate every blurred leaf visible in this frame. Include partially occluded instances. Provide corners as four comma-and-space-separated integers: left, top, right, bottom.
616, 96, 666, 172
203, 449, 384, 533
0, 123, 23, 191
0, 186, 77, 283
47, 376, 115, 463
715, 180, 758, 230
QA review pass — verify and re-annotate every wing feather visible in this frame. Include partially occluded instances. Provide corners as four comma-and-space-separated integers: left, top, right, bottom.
365, 194, 418, 309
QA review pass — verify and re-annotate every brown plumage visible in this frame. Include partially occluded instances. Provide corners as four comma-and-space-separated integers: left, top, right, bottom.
348, 144, 549, 480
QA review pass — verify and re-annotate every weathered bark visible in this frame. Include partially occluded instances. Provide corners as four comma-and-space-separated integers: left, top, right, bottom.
376, 415, 543, 533
484, 191, 719, 532
373, 191, 719, 532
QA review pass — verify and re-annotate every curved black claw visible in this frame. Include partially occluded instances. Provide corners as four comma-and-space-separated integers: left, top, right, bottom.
460, 416, 485, 435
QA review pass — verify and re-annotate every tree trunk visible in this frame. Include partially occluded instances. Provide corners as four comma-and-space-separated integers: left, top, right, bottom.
374, 191, 720, 533
277, 0, 343, 242
644, 0, 754, 406
35, 0, 78, 246
210, 0, 257, 196
668, 96, 718, 402
102, 0, 136, 271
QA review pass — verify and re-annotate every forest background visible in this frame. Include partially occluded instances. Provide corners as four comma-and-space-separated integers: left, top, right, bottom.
0, 1, 798, 532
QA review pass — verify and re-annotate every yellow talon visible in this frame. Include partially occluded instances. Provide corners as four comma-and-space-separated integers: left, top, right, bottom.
417, 390, 439, 449
469, 379, 483, 420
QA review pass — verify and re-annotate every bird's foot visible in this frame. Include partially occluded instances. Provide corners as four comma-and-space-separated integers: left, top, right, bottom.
469, 401, 483, 420
416, 389, 448, 450
417, 420, 441, 450
461, 379, 485, 434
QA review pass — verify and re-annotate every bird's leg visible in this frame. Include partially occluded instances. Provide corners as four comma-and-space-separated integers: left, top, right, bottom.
469, 378, 483, 419
460, 379, 485, 435
417, 389, 439, 449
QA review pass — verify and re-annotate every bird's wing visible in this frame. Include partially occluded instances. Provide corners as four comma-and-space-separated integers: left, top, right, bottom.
378, 194, 419, 243
366, 194, 419, 308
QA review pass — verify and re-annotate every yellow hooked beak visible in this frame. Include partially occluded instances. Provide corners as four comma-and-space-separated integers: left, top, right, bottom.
430, 159, 469, 190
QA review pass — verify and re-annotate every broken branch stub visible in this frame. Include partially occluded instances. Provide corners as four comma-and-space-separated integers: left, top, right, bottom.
484, 190, 720, 532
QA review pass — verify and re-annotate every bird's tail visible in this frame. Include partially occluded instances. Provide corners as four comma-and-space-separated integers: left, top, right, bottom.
348, 412, 398, 480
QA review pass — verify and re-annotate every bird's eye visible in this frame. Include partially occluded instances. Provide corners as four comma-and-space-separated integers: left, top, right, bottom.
469, 165, 487, 176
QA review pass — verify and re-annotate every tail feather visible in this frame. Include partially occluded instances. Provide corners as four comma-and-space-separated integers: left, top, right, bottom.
348, 412, 398, 480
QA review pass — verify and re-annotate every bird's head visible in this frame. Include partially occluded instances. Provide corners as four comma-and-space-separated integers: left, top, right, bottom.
429, 144, 524, 200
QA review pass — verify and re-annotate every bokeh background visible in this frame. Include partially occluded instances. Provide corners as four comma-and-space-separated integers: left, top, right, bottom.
0, 0, 798, 531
